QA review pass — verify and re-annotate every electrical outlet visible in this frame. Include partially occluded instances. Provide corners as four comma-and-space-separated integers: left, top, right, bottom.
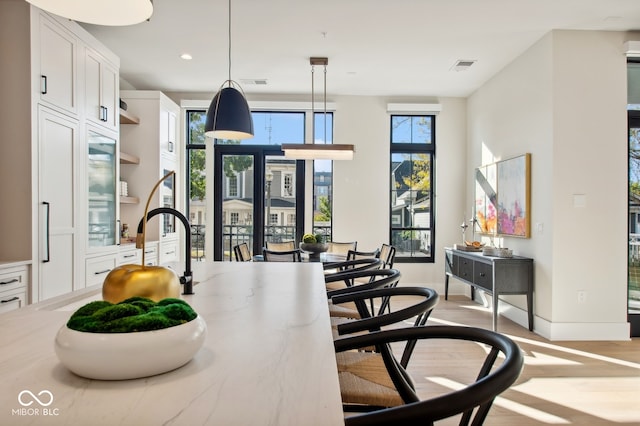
577, 290, 587, 303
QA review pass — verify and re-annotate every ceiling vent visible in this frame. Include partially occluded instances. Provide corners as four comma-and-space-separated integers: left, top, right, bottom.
451, 59, 476, 72
240, 79, 268, 85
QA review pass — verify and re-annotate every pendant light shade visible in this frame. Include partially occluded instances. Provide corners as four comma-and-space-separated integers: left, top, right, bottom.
205, 0, 254, 140
205, 84, 254, 139
283, 57, 354, 160
25, 0, 153, 26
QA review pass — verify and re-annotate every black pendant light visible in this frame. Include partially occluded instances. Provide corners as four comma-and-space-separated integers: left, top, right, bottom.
204, 0, 254, 140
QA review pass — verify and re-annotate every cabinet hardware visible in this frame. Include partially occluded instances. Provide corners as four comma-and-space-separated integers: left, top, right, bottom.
42, 201, 50, 263
94, 269, 111, 275
123, 254, 135, 258
0, 278, 19, 285
1, 297, 19, 304
168, 141, 174, 153
41, 75, 47, 94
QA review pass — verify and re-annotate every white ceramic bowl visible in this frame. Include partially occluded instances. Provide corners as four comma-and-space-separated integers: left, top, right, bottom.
54, 315, 207, 380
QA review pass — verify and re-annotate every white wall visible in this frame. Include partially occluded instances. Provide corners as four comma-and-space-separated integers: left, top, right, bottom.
468, 30, 629, 340
331, 96, 468, 289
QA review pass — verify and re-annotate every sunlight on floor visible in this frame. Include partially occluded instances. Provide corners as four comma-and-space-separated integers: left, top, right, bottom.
425, 376, 571, 424
514, 377, 640, 423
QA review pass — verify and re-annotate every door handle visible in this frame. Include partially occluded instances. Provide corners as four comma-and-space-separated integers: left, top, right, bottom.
42, 201, 50, 263
41, 75, 47, 94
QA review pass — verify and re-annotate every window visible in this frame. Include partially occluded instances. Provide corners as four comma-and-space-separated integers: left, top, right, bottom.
390, 115, 435, 262
313, 112, 333, 241
228, 174, 238, 197
230, 212, 239, 225
283, 173, 294, 197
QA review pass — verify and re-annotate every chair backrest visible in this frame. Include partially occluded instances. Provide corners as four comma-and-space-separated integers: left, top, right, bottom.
233, 243, 252, 262
265, 241, 296, 251
325, 268, 401, 301
347, 248, 381, 262
323, 258, 382, 277
335, 325, 524, 426
379, 244, 396, 268
327, 241, 357, 256
262, 248, 302, 262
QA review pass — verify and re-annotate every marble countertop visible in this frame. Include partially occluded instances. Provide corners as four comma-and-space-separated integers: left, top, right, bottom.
0, 261, 344, 425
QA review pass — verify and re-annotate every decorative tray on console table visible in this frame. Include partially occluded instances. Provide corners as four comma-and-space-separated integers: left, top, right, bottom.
453, 241, 484, 252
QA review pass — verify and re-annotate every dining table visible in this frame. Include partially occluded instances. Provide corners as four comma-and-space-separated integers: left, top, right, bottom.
0, 261, 344, 425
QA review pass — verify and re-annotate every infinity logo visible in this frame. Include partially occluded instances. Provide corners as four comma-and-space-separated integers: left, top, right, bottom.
18, 390, 53, 407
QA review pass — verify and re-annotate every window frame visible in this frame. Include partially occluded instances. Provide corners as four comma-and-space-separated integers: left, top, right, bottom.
390, 114, 436, 263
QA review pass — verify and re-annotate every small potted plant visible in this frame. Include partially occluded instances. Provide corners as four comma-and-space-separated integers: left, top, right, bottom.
299, 233, 329, 261
54, 297, 206, 380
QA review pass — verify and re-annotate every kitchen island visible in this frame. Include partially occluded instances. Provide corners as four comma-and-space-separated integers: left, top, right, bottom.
0, 261, 344, 425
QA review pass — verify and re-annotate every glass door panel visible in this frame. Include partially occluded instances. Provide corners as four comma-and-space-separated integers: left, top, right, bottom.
628, 111, 640, 336
87, 130, 116, 248
264, 156, 299, 246
221, 154, 254, 261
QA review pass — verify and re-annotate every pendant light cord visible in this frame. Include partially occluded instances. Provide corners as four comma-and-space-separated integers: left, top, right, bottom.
228, 0, 232, 83
311, 64, 315, 144
323, 63, 327, 145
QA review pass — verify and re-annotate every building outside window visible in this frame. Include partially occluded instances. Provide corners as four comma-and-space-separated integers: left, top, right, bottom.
390, 115, 435, 262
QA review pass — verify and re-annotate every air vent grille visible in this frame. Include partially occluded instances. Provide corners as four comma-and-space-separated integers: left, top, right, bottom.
451, 59, 476, 71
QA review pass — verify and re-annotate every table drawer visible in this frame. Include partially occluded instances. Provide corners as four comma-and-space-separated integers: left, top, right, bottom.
0, 266, 28, 293
0, 288, 27, 314
473, 261, 493, 292
86, 255, 116, 287
455, 255, 473, 282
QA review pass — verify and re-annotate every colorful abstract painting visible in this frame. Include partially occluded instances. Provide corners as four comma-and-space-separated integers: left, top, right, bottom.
475, 153, 531, 238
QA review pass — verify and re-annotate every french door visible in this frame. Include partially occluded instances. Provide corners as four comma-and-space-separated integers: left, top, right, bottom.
628, 110, 640, 336
213, 146, 305, 261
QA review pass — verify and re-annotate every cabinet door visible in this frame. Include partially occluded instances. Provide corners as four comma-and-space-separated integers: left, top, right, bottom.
159, 110, 176, 157
38, 13, 77, 115
87, 128, 118, 249
85, 48, 118, 131
38, 108, 78, 301
160, 156, 177, 240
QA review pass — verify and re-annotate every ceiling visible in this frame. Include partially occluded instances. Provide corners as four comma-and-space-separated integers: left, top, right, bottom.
81, 0, 640, 99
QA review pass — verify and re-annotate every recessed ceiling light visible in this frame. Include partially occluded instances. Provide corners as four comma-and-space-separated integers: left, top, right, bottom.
180, 53, 193, 60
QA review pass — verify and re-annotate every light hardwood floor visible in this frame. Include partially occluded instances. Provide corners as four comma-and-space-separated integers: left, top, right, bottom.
398, 295, 640, 425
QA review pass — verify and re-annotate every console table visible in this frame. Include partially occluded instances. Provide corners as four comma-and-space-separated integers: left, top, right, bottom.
445, 248, 534, 331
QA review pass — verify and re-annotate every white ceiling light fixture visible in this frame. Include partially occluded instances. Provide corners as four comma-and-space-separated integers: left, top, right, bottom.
25, 0, 153, 26
283, 57, 354, 161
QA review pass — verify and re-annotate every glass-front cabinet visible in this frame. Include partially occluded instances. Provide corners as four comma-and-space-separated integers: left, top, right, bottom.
87, 130, 118, 248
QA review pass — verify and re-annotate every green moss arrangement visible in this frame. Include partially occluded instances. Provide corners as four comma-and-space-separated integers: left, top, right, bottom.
66, 297, 198, 333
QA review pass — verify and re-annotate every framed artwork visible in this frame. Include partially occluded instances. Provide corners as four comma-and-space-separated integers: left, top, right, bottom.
474, 153, 531, 238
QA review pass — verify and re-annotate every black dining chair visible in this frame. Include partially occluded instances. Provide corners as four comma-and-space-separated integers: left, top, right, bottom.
262, 248, 302, 262
327, 241, 358, 256
335, 325, 524, 425
265, 241, 296, 251
233, 242, 252, 261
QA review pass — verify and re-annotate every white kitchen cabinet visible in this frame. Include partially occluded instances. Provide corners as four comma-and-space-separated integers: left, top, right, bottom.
119, 91, 181, 248
0, 2, 121, 303
37, 107, 79, 300
85, 254, 116, 288
118, 245, 141, 266
0, 264, 29, 314
35, 10, 78, 117
86, 127, 119, 253
142, 242, 159, 266
85, 47, 119, 131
